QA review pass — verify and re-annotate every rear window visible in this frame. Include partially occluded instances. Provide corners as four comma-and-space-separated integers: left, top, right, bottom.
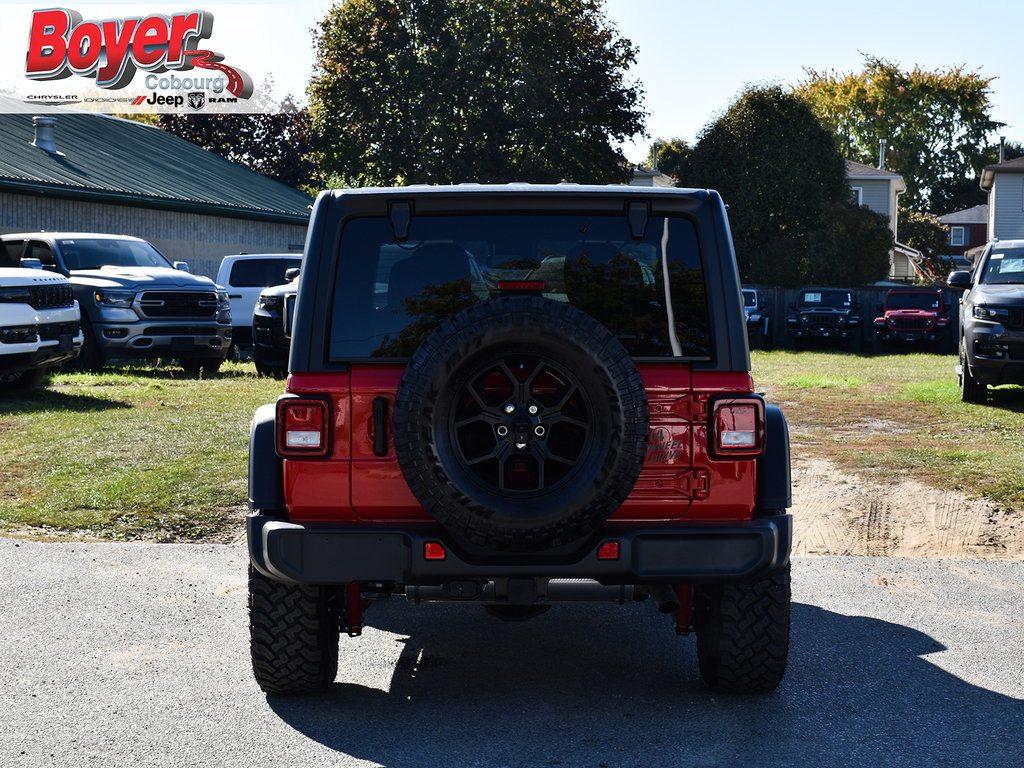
328, 214, 709, 360
228, 257, 302, 287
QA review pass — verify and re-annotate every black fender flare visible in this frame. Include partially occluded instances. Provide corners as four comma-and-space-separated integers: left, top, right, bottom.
249, 402, 284, 513
756, 404, 791, 512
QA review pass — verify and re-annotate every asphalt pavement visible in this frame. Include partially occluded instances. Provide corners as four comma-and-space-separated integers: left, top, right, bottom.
1, 539, 1022, 768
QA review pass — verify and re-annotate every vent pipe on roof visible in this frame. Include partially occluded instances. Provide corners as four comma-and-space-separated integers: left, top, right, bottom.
879, 139, 887, 170
999, 136, 1006, 163
32, 116, 59, 154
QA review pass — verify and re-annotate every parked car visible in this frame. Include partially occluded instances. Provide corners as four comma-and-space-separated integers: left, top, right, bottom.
873, 288, 951, 352
251, 268, 298, 377
0, 233, 231, 372
215, 253, 302, 350
247, 184, 793, 697
0, 266, 83, 393
949, 239, 1024, 403
742, 287, 772, 349
786, 287, 862, 351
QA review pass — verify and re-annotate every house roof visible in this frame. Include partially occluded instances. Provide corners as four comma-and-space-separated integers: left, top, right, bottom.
629, 165, 676, 187
0, 98, 312, 224
844, 160, 903, 179
980, 155, 1024, 191
938, 204, 987, 224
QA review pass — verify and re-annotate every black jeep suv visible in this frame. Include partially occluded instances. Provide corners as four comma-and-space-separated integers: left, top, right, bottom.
247, 185, 793, 696
786, 286, 862, 351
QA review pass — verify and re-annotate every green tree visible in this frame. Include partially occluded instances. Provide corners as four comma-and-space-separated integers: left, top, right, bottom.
897, 207, 952, 278
645, 137, 689, 180
808, 201, 893, 285
682, 85, 886, 286
797, 55, 1003, 211
308, 0, 646, 186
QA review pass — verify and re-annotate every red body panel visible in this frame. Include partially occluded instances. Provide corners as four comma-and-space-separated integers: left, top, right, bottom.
282, 366, 759, 525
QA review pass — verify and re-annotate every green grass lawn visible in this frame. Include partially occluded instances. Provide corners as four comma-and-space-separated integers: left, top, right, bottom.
2, 351, 1022, 541
0, 361, 283, 540
752, 349, 1024, 510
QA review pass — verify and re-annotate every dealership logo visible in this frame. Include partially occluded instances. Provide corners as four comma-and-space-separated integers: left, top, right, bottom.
24, 8, 252, 99
187, 91, 205, 110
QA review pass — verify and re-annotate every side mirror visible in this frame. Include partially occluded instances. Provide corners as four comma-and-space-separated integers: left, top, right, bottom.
20, 257, 43, 270
947, 270, 972, 290
173, 261, 190, 272
285, 267, 300, 282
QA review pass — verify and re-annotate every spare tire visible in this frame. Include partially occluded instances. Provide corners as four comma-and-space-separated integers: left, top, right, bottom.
393, 295, 649, 553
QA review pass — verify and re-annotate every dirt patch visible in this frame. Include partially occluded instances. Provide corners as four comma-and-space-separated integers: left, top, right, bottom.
792, 456, 1024, 560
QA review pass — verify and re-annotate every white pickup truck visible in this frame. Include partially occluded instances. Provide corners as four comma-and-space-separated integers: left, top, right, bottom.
215, 253, 302, 350
0, 267, 83, 393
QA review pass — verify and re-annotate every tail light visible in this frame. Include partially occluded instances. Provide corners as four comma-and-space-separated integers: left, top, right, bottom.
276, 397, 331, 457
710, 396, 765, 457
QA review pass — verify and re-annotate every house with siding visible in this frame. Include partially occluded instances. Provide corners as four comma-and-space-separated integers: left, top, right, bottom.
980, 156, 1024, 247
845, 160, 923, 281
937, 204, 987, 267
0, 97, 312, 279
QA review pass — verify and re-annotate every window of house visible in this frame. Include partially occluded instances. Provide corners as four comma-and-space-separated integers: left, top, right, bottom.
950, 226, 966, 247
850, 186, 863, 206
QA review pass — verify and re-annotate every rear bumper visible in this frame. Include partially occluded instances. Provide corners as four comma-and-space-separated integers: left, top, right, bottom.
247, 513, 792, 587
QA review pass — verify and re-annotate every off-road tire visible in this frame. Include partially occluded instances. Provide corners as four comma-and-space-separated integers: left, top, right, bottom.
248, 565, 339, 695
393, 295, 649, 553
959, 337, 987, 404
693, 562, 791, 694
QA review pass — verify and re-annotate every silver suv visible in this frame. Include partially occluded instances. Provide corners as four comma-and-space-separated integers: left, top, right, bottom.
0, 233, 231, 373
949, 239, 1024, 403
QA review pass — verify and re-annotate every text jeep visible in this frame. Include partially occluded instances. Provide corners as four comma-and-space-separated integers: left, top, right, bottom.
247, 185, 793, 696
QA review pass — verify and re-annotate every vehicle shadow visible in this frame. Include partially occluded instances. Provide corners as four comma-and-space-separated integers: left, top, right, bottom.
983, 387, 1024, 413
0, 387, 130, 413
266, 601, 1024, 767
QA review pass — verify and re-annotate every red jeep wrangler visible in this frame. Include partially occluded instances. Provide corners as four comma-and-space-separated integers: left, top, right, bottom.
873, 288, 951, 352
247, 185, 792, 696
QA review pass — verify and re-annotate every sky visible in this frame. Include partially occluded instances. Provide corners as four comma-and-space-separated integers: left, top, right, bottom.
3, 0, 1023, 163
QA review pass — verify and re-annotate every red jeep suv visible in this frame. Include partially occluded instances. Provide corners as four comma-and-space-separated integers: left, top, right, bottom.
247, 185, 793, 696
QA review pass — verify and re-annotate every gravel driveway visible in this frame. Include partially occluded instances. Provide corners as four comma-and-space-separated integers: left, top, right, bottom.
2, 540, 1022, 768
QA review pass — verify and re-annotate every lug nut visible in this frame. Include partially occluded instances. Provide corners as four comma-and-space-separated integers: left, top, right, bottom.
528, 404, 539, 415
534, 425, 546, 437
496, 425, 509, 437
504, 404, 515, 414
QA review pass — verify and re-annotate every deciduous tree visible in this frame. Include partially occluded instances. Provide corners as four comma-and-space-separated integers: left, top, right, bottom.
308, 0, 646, 186
645, 137, 689, 181
797, 56, 1003, 211
682, 86, 891, 286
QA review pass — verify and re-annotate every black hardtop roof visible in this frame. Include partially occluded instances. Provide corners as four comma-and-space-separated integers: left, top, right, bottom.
324, 183, 716, 210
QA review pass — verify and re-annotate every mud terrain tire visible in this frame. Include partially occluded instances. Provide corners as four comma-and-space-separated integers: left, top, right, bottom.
693, 563, 791, 694
248, 565, 339, 695
393, 295, 649, 553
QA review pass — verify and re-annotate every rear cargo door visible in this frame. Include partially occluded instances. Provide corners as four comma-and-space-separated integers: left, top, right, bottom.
615, 364, 696, 520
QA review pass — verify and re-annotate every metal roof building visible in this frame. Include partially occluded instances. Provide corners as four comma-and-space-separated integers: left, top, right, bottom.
0, 98, 313, 278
